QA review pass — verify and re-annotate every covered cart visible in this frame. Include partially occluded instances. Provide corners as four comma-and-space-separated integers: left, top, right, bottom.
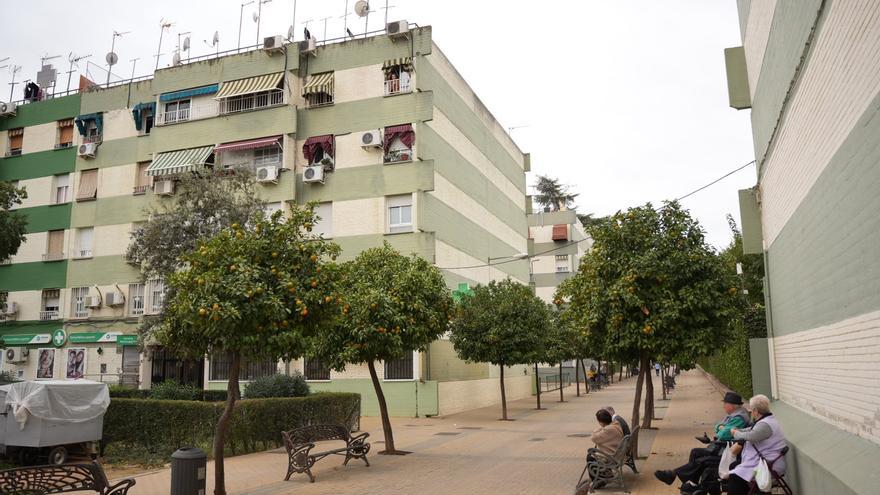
0, 380, 110, 465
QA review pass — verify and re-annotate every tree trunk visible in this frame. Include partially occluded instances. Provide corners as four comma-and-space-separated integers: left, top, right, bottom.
643, 360, 655, 429
558, 362, 565, 402
609, 360, 614, 384
367, 361, 398, 453
213, 351, 240, 495
575, 359, 581, 397
534, 363, 544, 410
630, 355, 647, 457
500, 364, 508, 420
619, 364, 623, 382
580, 359, 589, 394
661, 365, 668, 400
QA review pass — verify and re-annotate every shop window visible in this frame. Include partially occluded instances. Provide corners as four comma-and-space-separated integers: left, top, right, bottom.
384, 353, 414, 380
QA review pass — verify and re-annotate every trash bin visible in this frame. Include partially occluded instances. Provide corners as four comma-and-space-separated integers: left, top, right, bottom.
171, 447, 207, 495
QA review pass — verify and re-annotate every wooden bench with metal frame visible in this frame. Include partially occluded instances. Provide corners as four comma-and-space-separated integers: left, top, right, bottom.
281, 424, 370, 483
0, 461, 135, 495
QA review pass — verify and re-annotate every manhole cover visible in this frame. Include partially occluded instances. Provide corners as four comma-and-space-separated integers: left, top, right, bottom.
435, 432, 461, 436
567, 433, 591, 438
529, 438, 545, 442
457, 426, 483, 430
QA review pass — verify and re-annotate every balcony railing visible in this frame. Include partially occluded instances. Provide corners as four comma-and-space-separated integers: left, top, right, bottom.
39, 310, 60, 321
305, 93, 334, 109
55, 142, 73, 149
221, 156, 283, 173
42, 252, 65, 262
133, 185, 150, 195
74, 249, 93, 259
219, 90, 284, 115
156, 103, 219, 126
384, 78, 412, 96
384, 148, 413, 164
82, 134, 102, 144
4, 149, 22, 157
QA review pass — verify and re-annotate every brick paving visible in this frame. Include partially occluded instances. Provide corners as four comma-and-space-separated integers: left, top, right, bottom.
117, 370, 724, 494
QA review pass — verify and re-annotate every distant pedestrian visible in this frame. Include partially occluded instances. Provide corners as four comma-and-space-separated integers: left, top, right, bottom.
654, 362, 661, 376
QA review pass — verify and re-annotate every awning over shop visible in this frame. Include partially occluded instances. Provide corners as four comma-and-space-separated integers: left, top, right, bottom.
217, 73, 283, 99
159, 84, 219, 102
384, 124, 415, 150
552, 224, 568, 241
303, 134, 334, 162
74, 113, 103, 136
131, 102, 156, 131
302, 72, 334, 96
215, 136, 282, 153
382, 57, 413, 73
146, 145, 214, 176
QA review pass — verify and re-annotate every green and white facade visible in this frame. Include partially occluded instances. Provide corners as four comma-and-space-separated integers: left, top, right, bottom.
727, 2, 880, 493
527, 208, 590, 304
0, 26, 534, 417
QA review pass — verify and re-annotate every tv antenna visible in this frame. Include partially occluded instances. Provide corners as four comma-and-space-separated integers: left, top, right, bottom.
38, 54, 61, 95
106, 30, 129, 86
6, 64, 21, 102
65, 52, 91, 93
177, 31, 192, 61
319, 16, 333, 41
155, 18, 174, 71
354, 1, 371, 37
204, 31, 220, 56
255, 0, 272, 46
238, 1, 255, 49
380, 1, 395, 26
290, 0, 298, 42
301, 18, 314, 41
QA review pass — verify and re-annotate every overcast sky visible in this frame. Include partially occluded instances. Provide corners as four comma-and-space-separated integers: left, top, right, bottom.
0, 0, 755, 248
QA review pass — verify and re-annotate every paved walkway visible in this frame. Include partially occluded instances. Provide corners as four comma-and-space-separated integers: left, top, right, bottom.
117, 370, 725, 494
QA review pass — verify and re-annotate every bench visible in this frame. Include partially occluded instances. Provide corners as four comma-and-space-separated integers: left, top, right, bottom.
576, 431, 634, 493
0, 462, 135, 495
281, 424, 370, 483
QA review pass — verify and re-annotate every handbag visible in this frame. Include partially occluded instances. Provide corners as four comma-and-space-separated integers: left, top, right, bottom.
718, 443, 735, 479
755, 457, 772, 491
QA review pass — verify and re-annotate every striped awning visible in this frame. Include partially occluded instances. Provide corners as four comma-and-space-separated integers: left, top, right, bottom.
302, 72, 334, 96
217, 73, 284, 99
215, 136, 282, 153
382, 57, 413, 72
146, 146, 214, 176
57, 119, 75, 127
160, 84, 219, 102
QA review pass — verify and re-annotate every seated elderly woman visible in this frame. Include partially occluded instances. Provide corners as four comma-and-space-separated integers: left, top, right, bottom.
727, 394, 787, 495
583, 409, 625, 489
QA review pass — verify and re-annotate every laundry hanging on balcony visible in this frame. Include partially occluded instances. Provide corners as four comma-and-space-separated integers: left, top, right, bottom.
215, 136, 283, 153
382, 57, 413, 74
131, 102, 156, 131
159, 84, 219, 102
146, 145, 215, 176
301, 72, 334, 97
302, 135, 335, 162
384, 124, 415, 150
217, 73, 284, 99
74, 113, 103, 136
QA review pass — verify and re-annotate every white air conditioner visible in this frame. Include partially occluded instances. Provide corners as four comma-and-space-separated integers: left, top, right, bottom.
264, 35, 284, 52
256, 165, 279, 183
386, 20, 409, 39
154, 180, 175, 196
105, 291, 124, 307
6, 347, 28, 364
301, 37, 317, 55
85, 295, 102, 308
78, 143, 98, 158
361, 130, 383, 149
303, 165, 324, 184
0, 101, 16, 116
2, 301, 19, 317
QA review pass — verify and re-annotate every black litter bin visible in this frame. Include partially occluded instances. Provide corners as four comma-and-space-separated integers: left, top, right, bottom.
171, 447, 207, 495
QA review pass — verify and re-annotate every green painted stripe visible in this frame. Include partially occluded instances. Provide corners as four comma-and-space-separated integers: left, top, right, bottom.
333, 231, 436, 263
0, 321, 68, 336
0, 260, 68, 291
295, 161, 434, 203
67, 255, 140, 287
19, 203, 72, 233
304, 28, 432, 76
299, 379, 437, 417
296, 92, 433, 138
531, 241, 578, 256
80, 80, 155, 114
75, 136, 154, 171
151, 53, 298, 96
0, 95, 81, 131
0, 147, 77, 181
531, 272, 574, 288
70, 194, 149, 228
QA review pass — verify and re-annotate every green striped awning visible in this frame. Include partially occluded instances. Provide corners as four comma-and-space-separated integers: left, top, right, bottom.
217, 72, 284, 99
146, 146, 214, 176
302, 72, 334, 97
382, 57, 413, 72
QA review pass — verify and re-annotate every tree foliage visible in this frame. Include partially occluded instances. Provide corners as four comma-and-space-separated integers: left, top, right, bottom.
534, 175, 578, 212
0, 181, 28, 264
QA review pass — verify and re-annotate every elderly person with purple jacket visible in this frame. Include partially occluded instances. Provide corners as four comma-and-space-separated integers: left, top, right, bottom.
727, 394, 787, 495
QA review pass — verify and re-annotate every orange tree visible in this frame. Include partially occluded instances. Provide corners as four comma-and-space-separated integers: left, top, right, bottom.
449, 279, 550, 420
557, 201, 738, 433
311, 243, 452, 454
157, 206, 340, 495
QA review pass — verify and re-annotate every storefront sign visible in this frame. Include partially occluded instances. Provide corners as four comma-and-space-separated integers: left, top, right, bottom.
116, 335, 138, 345
1, 334, 52, 345
52, 329, 67, 347
68, 332, 132, 344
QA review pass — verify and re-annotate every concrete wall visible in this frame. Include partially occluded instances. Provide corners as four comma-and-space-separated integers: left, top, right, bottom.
437, 374, 533, 417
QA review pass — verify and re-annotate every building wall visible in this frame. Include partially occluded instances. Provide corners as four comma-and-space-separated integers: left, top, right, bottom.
437, 373, 532, 417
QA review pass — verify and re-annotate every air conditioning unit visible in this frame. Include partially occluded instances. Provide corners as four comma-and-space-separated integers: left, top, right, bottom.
361, 130, 383, 149
78, 142, 98, 158
105, 291, 124, 307
0, 101, 16, 116
85, 295, 102, 308
5, 347, 28, 364
301, 37, 317, 55
264, 35, 284, 52
386, 20, 409, 39
2, 301, 19, 318
303, 165, 325, 184
256, 165, 279, 183
154, 180, 175, 196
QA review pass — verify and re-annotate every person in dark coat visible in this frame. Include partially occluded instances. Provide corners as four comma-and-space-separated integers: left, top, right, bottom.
604, 406, 631, 436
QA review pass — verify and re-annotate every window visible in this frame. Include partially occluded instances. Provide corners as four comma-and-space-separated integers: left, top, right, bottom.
264, 201, 284, 218
555, 254, 570, 273
303, 358, 330, 381
210, 354, 277, 380
84, 121, 101, 143
163, 99, 191, 124
76, 169, 98, 202
312, 202, 333, 238
384, 353, 414, 380
128, 283, 145, 316
44, 230, 65, 261
140, 108, 154, 135
40, 289, 60, 321
75, 227, 93, 259
383, 124, 414, 163
53, 173, 70, 204
253, 146, 281, 167
134, 162, 151, 195
148, 279, 165, 314
383, 61, 413, 96
302, 135, 335, 167
57, 120, 74, 148
387, 194, 413, 234
71, 287, 89, 318
6, 128, 23, 156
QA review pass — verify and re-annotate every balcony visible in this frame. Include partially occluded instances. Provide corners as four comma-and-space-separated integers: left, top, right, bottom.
156, 103, 219, 126
384, 78, 412, 96
219, 90, 284, 115
39, 310, 60, 321
82, 134, 102, 144
4, 149, 22, 157
384, 148, 413, 164
133, 185, 150, 195
74, 249, 93, 259
55, 142, 73, 149
305, 93, 334, 109
42, 252, 65, 262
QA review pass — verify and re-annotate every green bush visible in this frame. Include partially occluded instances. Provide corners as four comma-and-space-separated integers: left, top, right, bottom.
148, 380, 203, 401
243, 372, 309, 399
201, 390, 228, 402
108, 384, 149, 399
698, 304, 765, 398
102, 393, 361, 464
108, 384, 226, 402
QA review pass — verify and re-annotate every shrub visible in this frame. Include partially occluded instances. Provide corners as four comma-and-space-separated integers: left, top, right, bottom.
108, 384, 149, 399
201, 390, 228, 402
243, 372, 309, 399
102, 393, 361, 463
148, 380, 203, 401
0, 371, 20, 385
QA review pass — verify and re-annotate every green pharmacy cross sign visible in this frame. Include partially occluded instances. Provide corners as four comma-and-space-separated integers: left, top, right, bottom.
52, 329, 67, 347
452, 283, 473, 303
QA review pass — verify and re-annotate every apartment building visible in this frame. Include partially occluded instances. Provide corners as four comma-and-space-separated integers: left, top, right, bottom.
0, 25, 533, 417
527, 208, 590, 304
726, 2, 880, 493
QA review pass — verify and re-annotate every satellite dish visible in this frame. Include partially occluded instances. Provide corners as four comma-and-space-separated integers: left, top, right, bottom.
212, 31, 220, 45
105, 52, 118, 66
172, 52, 181, 66
355, 0, 370, 17
287, 25, 295, 41
253, 12, 259, 22
183, 36, 191, 51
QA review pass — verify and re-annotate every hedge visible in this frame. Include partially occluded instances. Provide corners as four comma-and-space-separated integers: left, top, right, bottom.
102, 393, 361, 462
697, 305, 766, 398
108, 384, 228, 402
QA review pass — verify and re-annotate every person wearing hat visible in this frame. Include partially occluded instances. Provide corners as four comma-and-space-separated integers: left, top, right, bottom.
653, 391, 751, 487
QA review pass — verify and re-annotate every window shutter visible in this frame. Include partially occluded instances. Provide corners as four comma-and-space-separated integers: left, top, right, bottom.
59, 125, 74, 145
47, 230, 65, 256
136, 162, 152, 187
76, 169, 98, 201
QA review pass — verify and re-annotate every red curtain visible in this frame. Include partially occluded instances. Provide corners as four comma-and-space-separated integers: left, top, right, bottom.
303, 134, 335, 162
384, 124, 415, 150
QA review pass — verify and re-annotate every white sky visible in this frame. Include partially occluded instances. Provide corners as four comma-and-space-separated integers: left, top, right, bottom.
0, 0, 756, 248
